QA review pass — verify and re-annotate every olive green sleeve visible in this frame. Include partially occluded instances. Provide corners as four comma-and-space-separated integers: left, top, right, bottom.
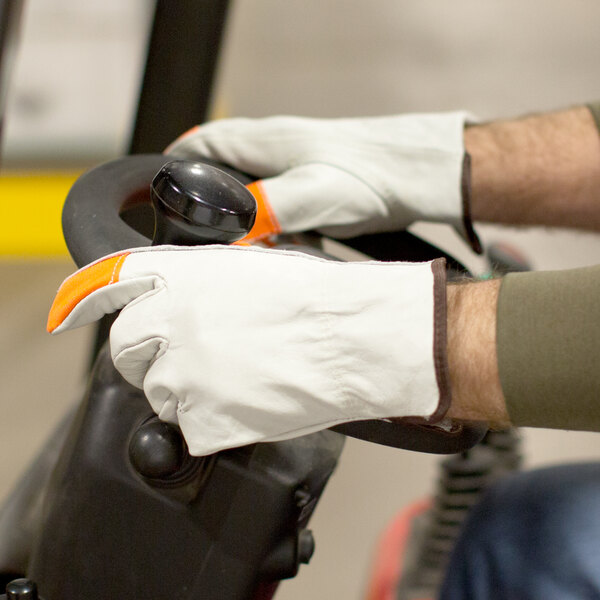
587, 102, 600, 134
497, 265, 600, 430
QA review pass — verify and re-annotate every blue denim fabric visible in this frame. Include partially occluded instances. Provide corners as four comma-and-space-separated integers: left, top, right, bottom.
439, 463, 600, 599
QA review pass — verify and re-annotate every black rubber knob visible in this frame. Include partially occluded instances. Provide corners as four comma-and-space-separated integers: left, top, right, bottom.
129, 419, 186, 480
150, 160, 257, 245
298, 529, 315, 564
6, 579, 38, 600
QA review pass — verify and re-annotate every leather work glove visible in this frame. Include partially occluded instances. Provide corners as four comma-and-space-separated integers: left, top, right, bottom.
48, 245, 450, 457
166, 113, 481, 252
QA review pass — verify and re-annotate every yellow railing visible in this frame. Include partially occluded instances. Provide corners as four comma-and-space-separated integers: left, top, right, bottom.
0, 172, 82, 258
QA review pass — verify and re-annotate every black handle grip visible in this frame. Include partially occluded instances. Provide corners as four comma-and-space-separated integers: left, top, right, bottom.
150, 160, 257, 246
62, 155, 253, 267
332, 420, 486, 455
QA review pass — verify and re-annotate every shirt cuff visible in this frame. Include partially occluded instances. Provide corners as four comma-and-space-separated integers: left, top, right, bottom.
497, 265, 600, 430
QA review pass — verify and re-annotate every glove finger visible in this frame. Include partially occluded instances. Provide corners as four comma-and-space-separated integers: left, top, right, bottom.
164, 117, 318, 178
178, 410, 354, 457
109, 288, 169, 391
47, 251, 158, 334
245, 163, 391, 239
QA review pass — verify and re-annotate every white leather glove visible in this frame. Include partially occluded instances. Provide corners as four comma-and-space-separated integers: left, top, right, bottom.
166, 113, 480, 251
48, 245, 450, 456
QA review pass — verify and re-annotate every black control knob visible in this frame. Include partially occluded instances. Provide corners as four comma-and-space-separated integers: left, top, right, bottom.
259, 529, 316, 580
150, 160, 257, 246
129, 419, 186, 480
5, 579, 39, 600
298, 529, 315, 565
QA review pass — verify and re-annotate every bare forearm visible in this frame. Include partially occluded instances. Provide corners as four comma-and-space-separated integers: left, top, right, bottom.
446, 279, 509, 425
447, 106, 600, 427
465, 106, 600, 230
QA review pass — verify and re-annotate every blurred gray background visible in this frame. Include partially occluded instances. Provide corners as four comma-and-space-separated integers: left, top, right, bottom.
3, 1, 600, 598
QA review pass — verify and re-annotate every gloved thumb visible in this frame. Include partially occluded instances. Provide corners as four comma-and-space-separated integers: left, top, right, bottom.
242, 164, 392, 241
47, 251, 157, 335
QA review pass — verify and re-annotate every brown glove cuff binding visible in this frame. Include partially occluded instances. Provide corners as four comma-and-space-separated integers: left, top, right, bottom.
393, 258, 450, 425
461, 152, 483, 255
429, 257, 452, 421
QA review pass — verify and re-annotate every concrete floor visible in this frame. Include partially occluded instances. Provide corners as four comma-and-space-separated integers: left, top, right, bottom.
3, 1, 600, 598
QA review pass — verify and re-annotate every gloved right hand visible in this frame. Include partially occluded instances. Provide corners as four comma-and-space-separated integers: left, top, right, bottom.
166, 112, 480, 251
47, 244, 450, 456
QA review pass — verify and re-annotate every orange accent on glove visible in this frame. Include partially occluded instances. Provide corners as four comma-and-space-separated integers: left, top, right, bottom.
163, 126, 201, 154
47, 252, 129, 333
236, 181, 281, 244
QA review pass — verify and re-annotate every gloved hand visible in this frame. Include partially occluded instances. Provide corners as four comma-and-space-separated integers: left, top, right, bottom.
166, 113, 481, 251
48, 245, 450, 456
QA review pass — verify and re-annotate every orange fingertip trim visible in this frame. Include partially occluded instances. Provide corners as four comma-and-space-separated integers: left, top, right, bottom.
163, 125, 201, 153
47, 253, 130, 333
238, 181, 281, 243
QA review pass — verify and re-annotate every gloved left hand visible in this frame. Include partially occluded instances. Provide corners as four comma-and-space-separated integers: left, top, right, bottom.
48, 245, 450, 456
165, 113, 481, 252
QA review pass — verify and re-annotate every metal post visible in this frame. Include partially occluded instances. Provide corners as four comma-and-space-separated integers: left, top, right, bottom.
0, 0, 25, 164
128, 0, 231, 154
